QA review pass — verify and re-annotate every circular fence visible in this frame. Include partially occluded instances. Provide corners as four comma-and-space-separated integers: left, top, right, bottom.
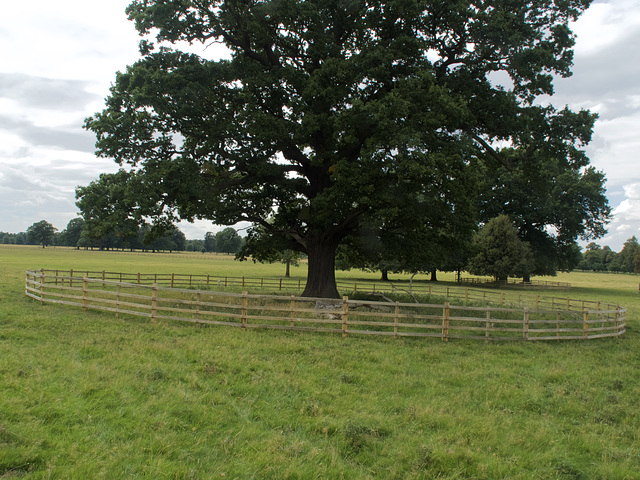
25, 269, 626, 342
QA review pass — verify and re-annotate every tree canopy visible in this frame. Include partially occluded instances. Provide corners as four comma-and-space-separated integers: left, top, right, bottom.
82, 0, 603, 297
467, 214, 534, 282
26, 220, 57, 248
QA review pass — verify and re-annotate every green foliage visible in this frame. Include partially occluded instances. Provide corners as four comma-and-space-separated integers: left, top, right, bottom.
579, 242, 617, 272
0, 232, 28, 245
608, 237, 639, 273
57, 218, 85, 247
26, 220, 57, 248
468, 215, 534, 281
203, 231, 216, 253
215, 227, 243, 254
81, 0, 598, 298
478, 148, 611, 276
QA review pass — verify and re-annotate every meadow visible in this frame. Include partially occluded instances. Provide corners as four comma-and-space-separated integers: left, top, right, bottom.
1, 245, 640, 479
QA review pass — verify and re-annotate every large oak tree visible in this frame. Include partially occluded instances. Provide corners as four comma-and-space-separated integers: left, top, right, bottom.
82, 0, 598, 298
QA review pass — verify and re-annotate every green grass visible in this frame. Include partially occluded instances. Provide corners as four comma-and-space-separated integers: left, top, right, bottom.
2, 245, 640, 479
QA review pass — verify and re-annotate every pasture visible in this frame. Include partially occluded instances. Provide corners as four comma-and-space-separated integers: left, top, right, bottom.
1, 245, 640, 479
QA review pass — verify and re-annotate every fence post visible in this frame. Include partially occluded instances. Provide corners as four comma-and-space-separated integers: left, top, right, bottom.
485, 310, 491, 343
116, 283, 122, 321
171, 273, 175, 288
70, 269, 74, 288
195, 291, 201, 322
341, 296, 349, 337
442, 302, 450, 342
241, 291, 248, 331
394, 302, 399, 337
151, 283, 158, 323
39, 270, 45, 304
583, 308, 589, 339
289, 296, 295, 329
137, 272, 141, 284
523, 307, 530, 340
82, 277, 89, 311
102, 270, 106, 281
279, 278, 282, 291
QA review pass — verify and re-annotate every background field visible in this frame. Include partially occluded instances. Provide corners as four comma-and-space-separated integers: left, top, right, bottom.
2, 245, 640, 479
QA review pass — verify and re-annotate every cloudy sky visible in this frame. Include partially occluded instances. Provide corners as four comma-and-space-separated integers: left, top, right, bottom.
1, 0, 639, 250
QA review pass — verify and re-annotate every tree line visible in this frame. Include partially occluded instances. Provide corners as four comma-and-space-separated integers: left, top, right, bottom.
5, 216, 639, 280
2, 219, 244, 254
579, 237, 640, 274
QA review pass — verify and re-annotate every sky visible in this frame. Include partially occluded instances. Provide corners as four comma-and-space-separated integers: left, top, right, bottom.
1, 0, 639, 250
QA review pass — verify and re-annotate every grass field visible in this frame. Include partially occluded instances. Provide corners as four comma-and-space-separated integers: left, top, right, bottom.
2, 245, 640, 479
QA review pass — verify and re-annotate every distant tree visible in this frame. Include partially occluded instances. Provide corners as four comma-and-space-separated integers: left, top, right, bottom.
215, 228, 242, 254
185, 239, 205, 252
613, 237, 638, 273
634, 247, 640, 274
240, 223, 303, 276
467, 215, 534, 282
203, 232, 216, 253
58, 218, 86, 247
14, 232, 27, 245
172, 228, 187, 251
478, 148, 611, 280
578, 243, 616, 272
277, 250, 301, 278
148, 235, 177, 252
26, 220, 58, 248
76, 170, 143, 248
334, 179, 477, 282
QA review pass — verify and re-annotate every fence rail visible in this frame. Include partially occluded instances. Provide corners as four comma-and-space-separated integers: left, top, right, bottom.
25, 269, 626, 342
459, 277, 571, 289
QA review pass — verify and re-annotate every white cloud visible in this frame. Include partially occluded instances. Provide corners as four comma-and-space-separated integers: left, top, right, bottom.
571, 0, 640, 56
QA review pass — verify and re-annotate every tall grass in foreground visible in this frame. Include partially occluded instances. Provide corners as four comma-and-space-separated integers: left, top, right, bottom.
2, 246, 640, 479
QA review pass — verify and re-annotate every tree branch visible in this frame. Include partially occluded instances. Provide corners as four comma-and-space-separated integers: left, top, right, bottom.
465, 129, 512, 170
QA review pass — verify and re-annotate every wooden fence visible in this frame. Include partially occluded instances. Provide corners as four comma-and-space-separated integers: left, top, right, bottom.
459, 277, 571, 289
25, 269, 626, 342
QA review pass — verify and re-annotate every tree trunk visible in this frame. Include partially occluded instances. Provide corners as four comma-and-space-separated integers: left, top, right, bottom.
302, 239, 340, 298
285, 260, 291, 278
381, 269, 389, 282
430, 269, 438, 282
